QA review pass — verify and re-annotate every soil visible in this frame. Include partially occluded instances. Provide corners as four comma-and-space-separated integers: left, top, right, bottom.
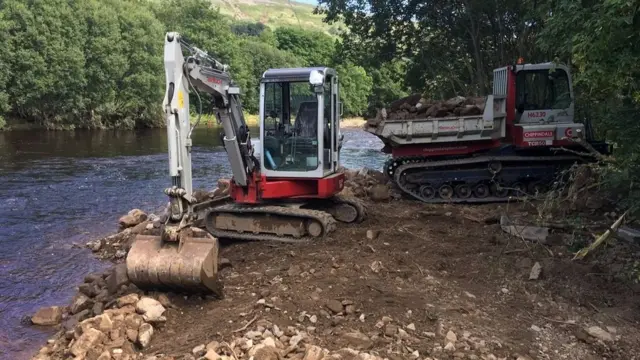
31, 169, 640, 360
138, 199, 640, 360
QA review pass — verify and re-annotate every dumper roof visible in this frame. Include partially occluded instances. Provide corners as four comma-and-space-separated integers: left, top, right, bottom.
261, 67, 336, 83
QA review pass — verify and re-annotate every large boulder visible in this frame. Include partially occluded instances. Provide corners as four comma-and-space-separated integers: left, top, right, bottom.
31, 306, 63, 326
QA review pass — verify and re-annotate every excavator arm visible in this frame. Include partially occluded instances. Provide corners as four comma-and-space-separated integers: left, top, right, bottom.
163, 32, 256, 225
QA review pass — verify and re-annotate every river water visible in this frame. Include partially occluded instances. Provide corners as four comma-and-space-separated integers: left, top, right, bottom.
0, 126, 387, 359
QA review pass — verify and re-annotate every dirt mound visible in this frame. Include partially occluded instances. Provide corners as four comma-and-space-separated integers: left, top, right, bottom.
366, 94, 486, 125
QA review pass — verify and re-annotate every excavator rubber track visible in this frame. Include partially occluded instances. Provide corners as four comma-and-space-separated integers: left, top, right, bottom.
391, 154, 591, 204
204, 203, 338, 243
310, 194, 367, 224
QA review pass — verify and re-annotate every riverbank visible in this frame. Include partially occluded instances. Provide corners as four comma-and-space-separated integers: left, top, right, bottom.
0, 114, 366, 132
26, 167, 640, 360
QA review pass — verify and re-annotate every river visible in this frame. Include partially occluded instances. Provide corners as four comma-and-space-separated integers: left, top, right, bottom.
0, 126, 387, 360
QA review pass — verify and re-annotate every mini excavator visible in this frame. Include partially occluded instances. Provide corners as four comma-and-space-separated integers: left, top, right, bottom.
125, 32, 366, 294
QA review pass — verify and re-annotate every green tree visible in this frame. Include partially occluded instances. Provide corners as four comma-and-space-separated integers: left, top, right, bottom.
238, 39, 305, 113
274, 27, 336, 66
335, 62, 372, 116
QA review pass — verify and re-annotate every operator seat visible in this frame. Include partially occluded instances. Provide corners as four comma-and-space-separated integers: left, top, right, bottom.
293, 101, 318, 137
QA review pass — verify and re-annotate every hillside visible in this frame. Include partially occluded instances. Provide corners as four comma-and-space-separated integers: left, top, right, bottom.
209, 0, 344, 36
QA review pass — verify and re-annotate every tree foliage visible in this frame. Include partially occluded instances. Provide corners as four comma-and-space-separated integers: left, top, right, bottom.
0, 0, 373, 129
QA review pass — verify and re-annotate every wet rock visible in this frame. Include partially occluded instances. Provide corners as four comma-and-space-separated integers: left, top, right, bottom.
138, 323, 154, 348
78, 283, 97, 297
325, 299, 343, 314
71, 294, 93, 315
106, 264, 130, 295
31, 306, 63, 326
586, 326, 614, 342
70, 327, 106, 358
119, 209, 148, 228
92, 301, 104, 315
136, 297, 166, 322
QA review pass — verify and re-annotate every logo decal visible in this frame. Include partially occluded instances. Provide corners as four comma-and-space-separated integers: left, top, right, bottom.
523, 131, 554, 138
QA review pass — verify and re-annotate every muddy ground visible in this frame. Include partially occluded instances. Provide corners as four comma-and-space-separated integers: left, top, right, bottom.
30, 170, 640, 360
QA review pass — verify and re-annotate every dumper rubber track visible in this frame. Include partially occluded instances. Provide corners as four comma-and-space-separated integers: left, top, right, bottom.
204, 203, 337, 243
392, 154, 589, 204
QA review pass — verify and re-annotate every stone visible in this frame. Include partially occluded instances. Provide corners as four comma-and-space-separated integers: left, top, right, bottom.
325, 299, 343, 314
586, 326, 614, 342
97, 351, 111, 360
206, 340, 220, 352
205, 349, 221, 360
530, 325, 542, 332
366, 230, 379, 240
406, 323, 416, 331
248, 344, 280, 360
126, 329, 138, 342
106, 264, 130, 295
119, 209, 147, 228
445, 330, 457, 344
138, 323, 154, 348
529, 262, 542, 280
92, 302, 104, 316
444, 342, 456, 351
136, 297, 166, 322
345, 305, 356, 314
342, 331, 372, 349
71, 294, 93, 315
117, 294, 140, 307
369, 185, 390, 201
156, 293, 173, 308
310, 315, 318, 323
384, 324, 398, 337
193, 344, 206, 356
303, 345, 326, 360
70, 328, 106, 358
31, 306, 63, 326
78, 283, 97, 297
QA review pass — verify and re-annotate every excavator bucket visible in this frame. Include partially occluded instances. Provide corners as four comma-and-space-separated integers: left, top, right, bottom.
125, 227, 222, 295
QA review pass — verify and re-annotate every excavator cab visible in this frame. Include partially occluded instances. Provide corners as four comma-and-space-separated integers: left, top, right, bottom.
259, 68, 342, 177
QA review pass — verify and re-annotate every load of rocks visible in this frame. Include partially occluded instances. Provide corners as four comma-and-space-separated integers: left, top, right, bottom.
366, 94, 486, 125
339, 167, 398, 202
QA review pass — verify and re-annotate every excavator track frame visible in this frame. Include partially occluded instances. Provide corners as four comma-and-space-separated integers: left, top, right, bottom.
204, 203, 338, 243
392, 154, 593, 204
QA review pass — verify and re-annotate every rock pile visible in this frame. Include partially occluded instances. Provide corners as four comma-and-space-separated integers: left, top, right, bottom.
157, 321, 389, 360
366, 94, 486, 125
29, 262, 174, 360
340, 167, 398, 202
84, 179, 231, 261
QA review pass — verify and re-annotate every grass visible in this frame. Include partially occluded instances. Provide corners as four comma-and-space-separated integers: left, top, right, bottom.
209, 0, 345, 36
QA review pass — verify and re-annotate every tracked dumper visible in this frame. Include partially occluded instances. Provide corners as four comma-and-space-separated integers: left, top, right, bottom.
125, 32, 365, 295
364, 62, 611, 204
